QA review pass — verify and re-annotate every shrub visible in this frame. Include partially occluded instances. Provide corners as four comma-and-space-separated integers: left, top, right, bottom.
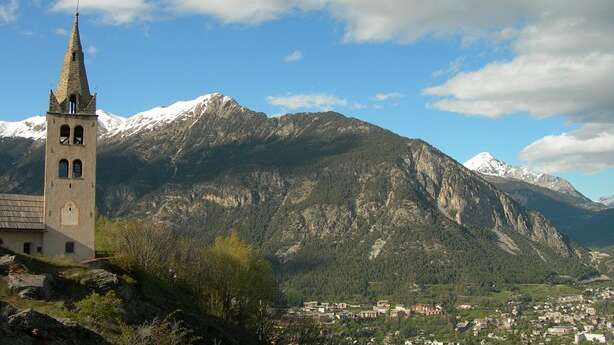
116, 314, 201, 345
66, 291, 123, 335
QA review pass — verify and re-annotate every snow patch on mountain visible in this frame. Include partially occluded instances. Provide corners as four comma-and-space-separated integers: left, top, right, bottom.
0, 116, 47, 140
0, 93, 239, 140
599, 195, 614, 208
97, 110, 126, 134
104, 93, 236, 137
464, 152, 583, 198
0, 111, 126, 140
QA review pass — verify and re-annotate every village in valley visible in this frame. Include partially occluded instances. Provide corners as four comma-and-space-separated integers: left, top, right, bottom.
279, 285, 614, 344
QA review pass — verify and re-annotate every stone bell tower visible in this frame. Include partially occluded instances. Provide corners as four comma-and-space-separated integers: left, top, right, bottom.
44, 13, 97, 260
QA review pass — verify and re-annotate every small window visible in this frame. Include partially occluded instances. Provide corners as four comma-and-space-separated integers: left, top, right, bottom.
73, 126, 84, 145
0, 238, 3, 246
65, 242, 75, 254
69, 95, 77, 114
23, 242, 31, 255
36, 246, 43, 254
60, 125, 70, 145
72, 52, 76, 61
59, 159, 69, 178
73, 160, 82, 178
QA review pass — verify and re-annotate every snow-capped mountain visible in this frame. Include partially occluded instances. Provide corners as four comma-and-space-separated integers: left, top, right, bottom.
464, 152, 584, 198
104, 93, 238, 138
0, 111, 126, 139
599, 195, 614, 208
0, 116, 47, 140
96, 110, 126, 135
0, 93, 239, 140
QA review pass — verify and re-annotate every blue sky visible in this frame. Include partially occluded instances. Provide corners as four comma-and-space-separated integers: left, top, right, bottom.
0, 1, 613, 200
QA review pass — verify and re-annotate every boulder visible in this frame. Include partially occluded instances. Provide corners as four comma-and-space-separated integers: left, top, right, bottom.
7, 309, 66, 337
0, 255, 27, 275
1, 307, 111, 345
79, 269, 119, 292
7, 273, 53, 300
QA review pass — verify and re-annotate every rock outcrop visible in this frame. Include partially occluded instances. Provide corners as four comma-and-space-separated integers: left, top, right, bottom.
0, 302, 110, 345
7, 273, 53, 300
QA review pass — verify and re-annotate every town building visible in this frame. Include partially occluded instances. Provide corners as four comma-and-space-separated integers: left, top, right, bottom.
0, 13, 97, 261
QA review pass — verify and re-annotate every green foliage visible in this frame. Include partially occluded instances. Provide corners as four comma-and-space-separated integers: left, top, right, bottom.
116, 314, 201, 345
115, 221, 277, 330
65, 291, 123, 336
197, 232, 276, 324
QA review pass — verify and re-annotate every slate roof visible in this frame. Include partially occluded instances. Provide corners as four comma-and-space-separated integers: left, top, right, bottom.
0, 194, 46, 231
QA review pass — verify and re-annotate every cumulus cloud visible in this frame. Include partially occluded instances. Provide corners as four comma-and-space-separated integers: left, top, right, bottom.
52, 0, 153, 24
520, 124, 614, 173
416, 1, 614, 172
0, 0, 18, 24
267, 93, 364, 112
424, 54, 614, 122
168, 0, 317, 25
284, 50, 303, 63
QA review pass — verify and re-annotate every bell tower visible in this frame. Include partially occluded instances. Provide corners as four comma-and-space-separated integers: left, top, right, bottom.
44, 13, 97, 260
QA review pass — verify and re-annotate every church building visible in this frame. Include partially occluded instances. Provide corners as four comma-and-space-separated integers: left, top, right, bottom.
0, 13, 97, 261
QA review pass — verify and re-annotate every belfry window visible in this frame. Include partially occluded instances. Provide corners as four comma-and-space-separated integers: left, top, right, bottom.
72, 52, 76, 61
60, 125, 70, 145
73, 160, 82, 178
59, 159, 69, 178
69, 95, 77, 114
74, 126, 84, 145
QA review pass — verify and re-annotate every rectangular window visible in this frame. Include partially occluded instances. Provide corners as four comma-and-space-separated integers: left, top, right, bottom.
65, 242, 75, 254
23, 242, 31, 255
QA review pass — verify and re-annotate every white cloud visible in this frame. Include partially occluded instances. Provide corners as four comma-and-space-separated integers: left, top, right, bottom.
52, 0, 153, 24
87, 45, 99, 57
284, 50, 303, 63
374, 92, 403, 101
423, 6, 614, 123
168, 0, 306, 25
267, 93, 365, 112
414, 1, 614, 173
54, 27, 68, 36
520, 123, 614, 173
0, 0, 18, 24
424, 54, 614, 122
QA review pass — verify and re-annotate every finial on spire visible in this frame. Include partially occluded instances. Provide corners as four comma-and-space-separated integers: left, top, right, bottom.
76, 0, 80, 17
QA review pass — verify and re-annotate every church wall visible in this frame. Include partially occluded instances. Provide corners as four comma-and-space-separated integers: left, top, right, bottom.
0, 231, 44, 256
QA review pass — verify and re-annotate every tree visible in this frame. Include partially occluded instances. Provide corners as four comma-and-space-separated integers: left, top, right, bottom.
200, 232, 276, 326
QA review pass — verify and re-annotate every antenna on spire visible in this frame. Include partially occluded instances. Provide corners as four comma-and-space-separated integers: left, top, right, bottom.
76, 0, 80, 17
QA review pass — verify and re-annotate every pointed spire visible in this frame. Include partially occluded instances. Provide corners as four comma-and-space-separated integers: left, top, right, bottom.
51, 13, 95, 115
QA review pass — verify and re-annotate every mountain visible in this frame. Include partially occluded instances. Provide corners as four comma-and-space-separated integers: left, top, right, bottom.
0, 110, 126, 138
465, 153, 613, 247
464, 152, 595, 206
599, 195, 614, 208
0, 94, 594, 296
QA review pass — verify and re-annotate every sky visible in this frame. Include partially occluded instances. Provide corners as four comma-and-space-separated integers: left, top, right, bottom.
0, 0, 613, 200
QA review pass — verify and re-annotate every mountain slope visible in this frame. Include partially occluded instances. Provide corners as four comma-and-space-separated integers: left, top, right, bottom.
0, 94, 594, 296
465, 153, 613, 247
